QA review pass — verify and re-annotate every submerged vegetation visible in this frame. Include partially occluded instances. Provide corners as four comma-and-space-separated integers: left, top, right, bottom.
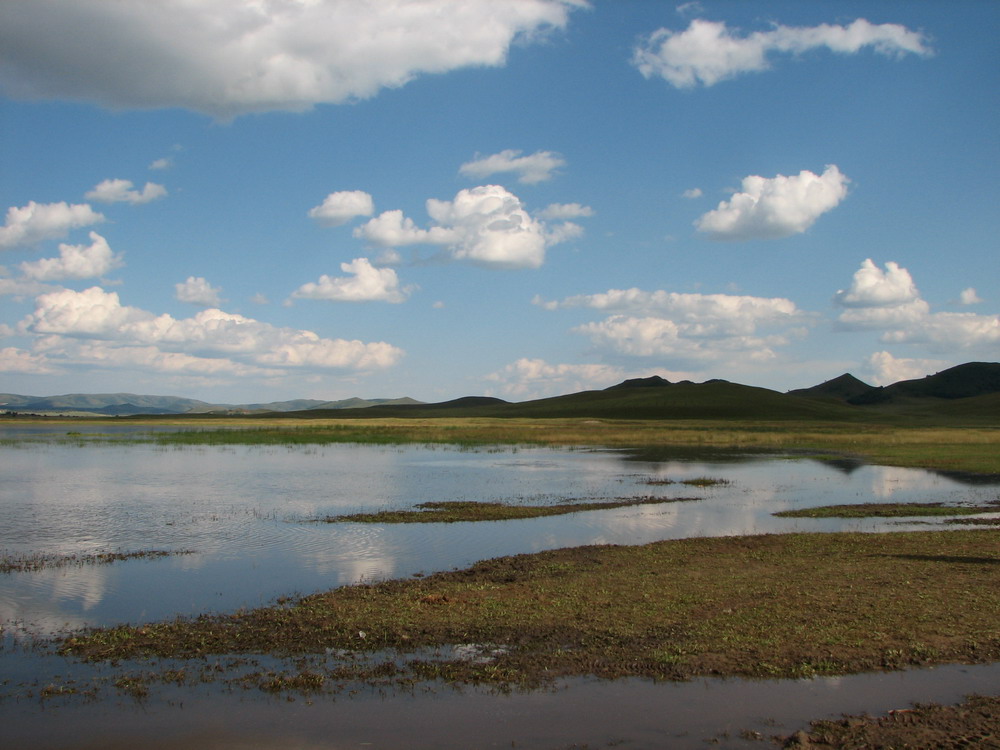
319, 496, 700, 524
57, 530, 1000, 690
1, 549, 192, 574
774, 502, 1000, 519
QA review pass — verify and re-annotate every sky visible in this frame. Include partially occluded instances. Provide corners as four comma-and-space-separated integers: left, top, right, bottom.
0, 0, 997, 405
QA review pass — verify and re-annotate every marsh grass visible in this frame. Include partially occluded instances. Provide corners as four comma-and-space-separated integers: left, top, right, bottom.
319, 496, 699, 524
56, 530, 1000, 691
11, 417, 999, 474
774, 502, 1000, 519
0, 549, 193, 574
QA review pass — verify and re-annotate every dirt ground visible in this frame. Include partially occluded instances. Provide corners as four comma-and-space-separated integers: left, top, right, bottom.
779, 694, 1000, 748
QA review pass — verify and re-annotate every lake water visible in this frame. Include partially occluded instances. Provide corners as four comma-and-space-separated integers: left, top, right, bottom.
2, 430, 999, 748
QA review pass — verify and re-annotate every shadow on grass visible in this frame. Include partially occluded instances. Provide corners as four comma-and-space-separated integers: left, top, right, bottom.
878, 554, 1000, 566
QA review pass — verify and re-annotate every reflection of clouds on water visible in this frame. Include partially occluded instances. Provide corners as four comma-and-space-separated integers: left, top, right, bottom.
3, 435, 996, 635
870, 465, 946, 499
45, 565, 110, 610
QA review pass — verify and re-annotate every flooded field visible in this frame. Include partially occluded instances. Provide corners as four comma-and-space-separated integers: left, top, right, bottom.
2, 427, 998, 748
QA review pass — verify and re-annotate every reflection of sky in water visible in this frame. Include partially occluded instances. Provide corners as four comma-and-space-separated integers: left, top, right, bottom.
1, 436, 998, 634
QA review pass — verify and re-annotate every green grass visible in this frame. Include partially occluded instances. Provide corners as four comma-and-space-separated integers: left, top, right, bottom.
320, 497, 699, 524
57, 530, 1000, 689
774, 502, 1000, 519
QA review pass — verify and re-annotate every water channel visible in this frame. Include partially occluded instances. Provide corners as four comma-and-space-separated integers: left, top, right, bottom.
2, 428, 998, 747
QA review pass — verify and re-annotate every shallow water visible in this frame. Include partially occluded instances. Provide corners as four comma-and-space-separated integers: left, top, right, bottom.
1, 430, 998, 747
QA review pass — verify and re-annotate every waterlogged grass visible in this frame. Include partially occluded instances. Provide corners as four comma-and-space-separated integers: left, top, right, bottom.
57, 530, 1000, 690
9, 417, 998, 475
320, 497, 699, 524
1, 549, 193, 574
644, 477, 731, 488
775, 502, 1000, 519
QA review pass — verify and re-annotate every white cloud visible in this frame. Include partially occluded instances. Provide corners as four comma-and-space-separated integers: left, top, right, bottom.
19, 232, 123, 281
574, 314, 789, 362
24, 286, 403, 373
834, 259, 920, 308
682, 188, 703, 199
960, 287, 982, 305
834, 259, 1000, 354
0, 347, 55, 374
149, 157, 172, 170
537, 203, 594, 220
0, 0, 580, 118
0, 201, 105, 250
633, 18, 931, 88
540, 288, 802, 336
485, 358, 640, 400
459, 149, 566, 184
85, 178, 167, 205
290, 258, 411, 303
355, 185, 583, 269
175, 276, 224, 307
0, 277, 57, 299
867, 351, 948, 387
308, 190, 375, 227
695, 165, 849, 240
541, 287, 806, 370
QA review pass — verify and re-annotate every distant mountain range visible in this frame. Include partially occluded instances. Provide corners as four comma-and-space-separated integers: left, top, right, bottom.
0, 393, 422, 416
2, 361, 998, 423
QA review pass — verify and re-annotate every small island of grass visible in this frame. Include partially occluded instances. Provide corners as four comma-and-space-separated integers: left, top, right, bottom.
319, 496, 699, 524
774, 502, 1000, 519
773, 503, 1000, 518
1, 549, 194, 574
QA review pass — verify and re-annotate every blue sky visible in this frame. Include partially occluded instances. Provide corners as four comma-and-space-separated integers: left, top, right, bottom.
1, 0, 997, 404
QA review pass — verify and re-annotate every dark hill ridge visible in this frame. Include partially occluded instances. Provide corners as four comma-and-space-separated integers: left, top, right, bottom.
788, 373, 876, 402
851, 361, 1000, 404
3, 362, 997, 421
789, 362, 1000, 406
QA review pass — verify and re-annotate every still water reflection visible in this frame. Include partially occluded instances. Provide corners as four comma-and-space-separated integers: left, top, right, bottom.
2, 437, 997, 633
2, 433, 998, 749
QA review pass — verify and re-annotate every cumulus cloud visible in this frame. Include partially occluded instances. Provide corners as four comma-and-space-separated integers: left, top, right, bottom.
0, 201, 105, 250
537, 203, 594, 220
574, 315, 790, 362
175, 276, 224, 307
960, 287, 982, 305
85, 178, 167, 204
0, 346, 55, 374
355, 185, 584, 269
0, 0, 580, 118
834, 259, 1000, 354
23, 286, 403, 373
149, 157, 172, 170
459, 149, 566, 184
540, 288, 802, 335
867, 351, 948, 387
290, 258, 411, 303
541, 287, 806, 369
834, 259, 919, 308
19, 232, 123, 281
308, 191, 375, 227
633, 18, 931, 88
695, 165, 849, 240
485, 358, 636, 400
